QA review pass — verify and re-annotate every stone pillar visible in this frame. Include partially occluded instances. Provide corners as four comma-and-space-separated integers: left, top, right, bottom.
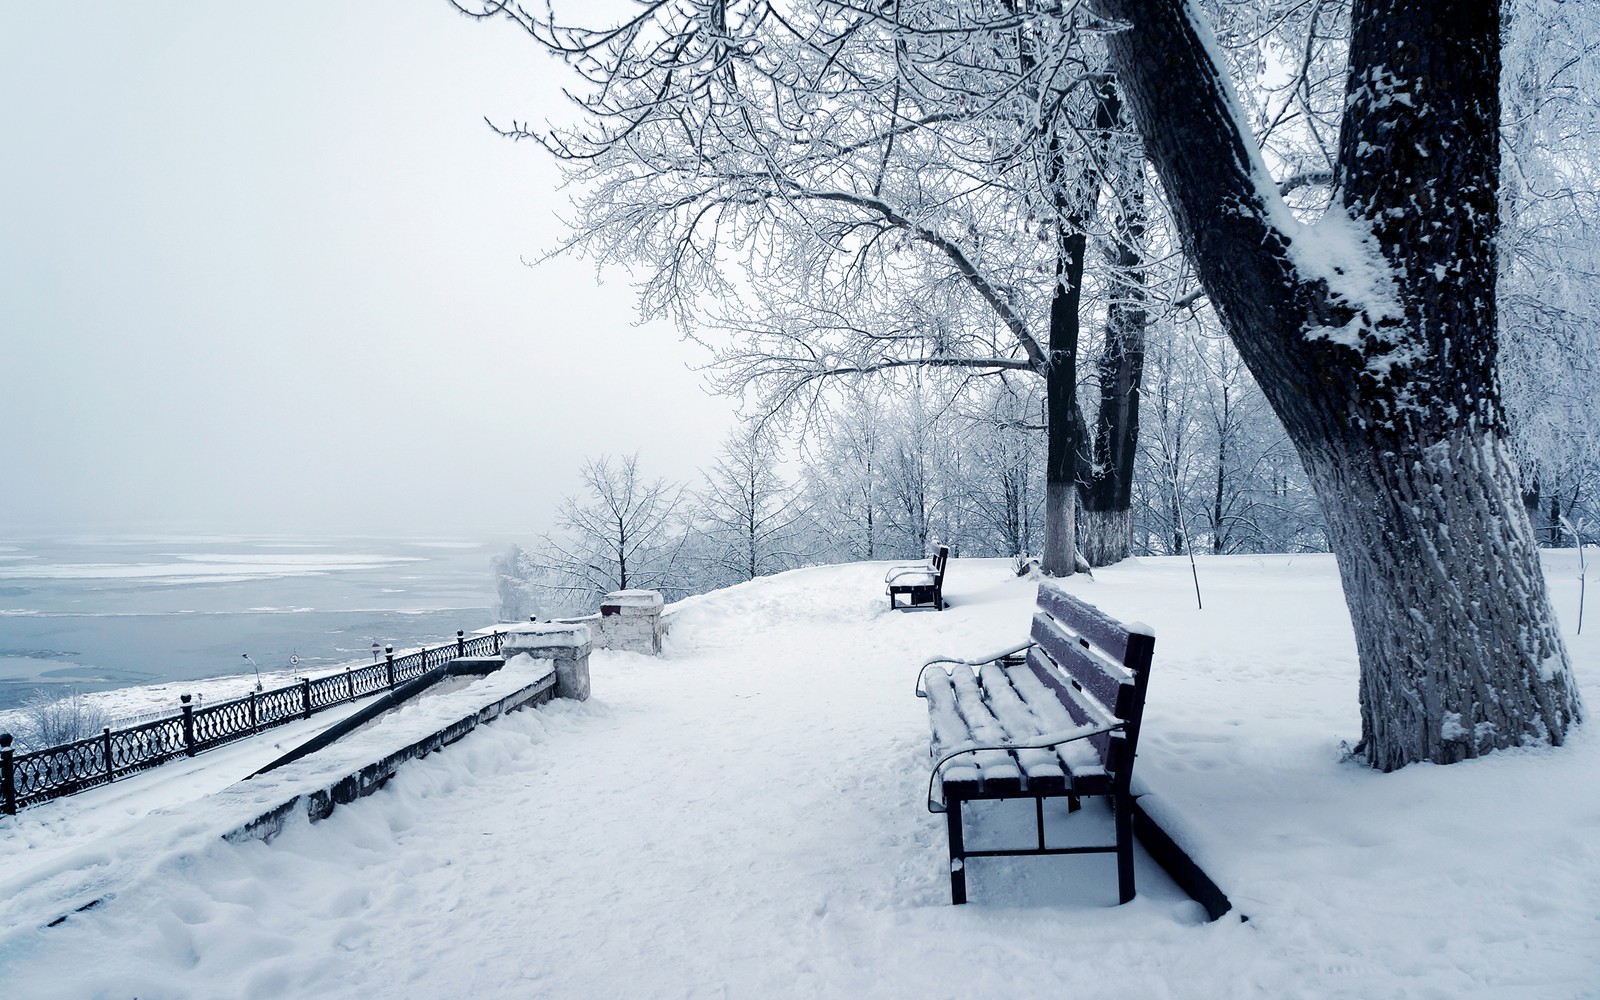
593, 590, 664, 655
500, 623, 591, 701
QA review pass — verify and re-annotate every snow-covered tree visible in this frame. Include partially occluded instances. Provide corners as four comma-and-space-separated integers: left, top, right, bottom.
13, 689, 107, 752
1500, 0, 1600, 547
955, 379, 1046, 558
799, 378, 1043, 561
492, 544, 538, 622
799, 387, 892, 563
1131, 316, 1203, 557
690, 423, 811, 586
1077, 87, 1151, 566
457, 0, 1165, 577
527, 453, 690, 612
1094, 0, 1582, 767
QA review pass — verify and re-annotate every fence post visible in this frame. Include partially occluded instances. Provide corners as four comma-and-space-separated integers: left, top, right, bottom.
180, 695, 196, 757
493, 630, 502, 655
250, 690, 258, 733
103, 727, 114, 783
2, 733, 16, 815
346, 667, 355, 702
386, 647, 395, 688
457, 630, 466, 657
301, 678, 312, 719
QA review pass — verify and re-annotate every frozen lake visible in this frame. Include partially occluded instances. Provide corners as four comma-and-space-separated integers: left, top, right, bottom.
0, 534, 501, 712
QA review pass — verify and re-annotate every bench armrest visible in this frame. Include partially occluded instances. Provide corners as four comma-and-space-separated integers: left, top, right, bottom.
926, 722, 1125, 812
915, 641, 1034, 698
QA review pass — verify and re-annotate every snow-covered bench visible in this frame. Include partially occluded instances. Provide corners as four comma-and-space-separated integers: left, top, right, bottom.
886, 545, 949, 611
916, 581, 1156, 905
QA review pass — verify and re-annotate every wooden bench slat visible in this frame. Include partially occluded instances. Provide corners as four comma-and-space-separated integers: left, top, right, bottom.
921, 669, 975, 759
975, 662, 1067, 783
929, 667, 1021, 785
1030, 612, 1130, 715
927, 669, 1018, 788
1011, 654, 1112, 781
1035, 582, 1152, 665
946, 668, 1024, 792
941, 769, 982, 799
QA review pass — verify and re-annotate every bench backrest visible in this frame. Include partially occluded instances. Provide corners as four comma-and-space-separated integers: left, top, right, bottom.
931, 545, 949, 578
1024, 581, 1155, 791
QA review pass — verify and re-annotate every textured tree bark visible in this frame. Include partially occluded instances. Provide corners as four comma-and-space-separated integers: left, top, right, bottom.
1040, 226, 1088, 577
1078, 81, 1147, 569
1079, 275, 1143, 566
1095, 0, 1583, 767
1307, 433, 1572, 768
1078, 506, 1132, 567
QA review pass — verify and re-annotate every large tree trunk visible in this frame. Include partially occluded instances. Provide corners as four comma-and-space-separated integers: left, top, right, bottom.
1079, 261, 1144, 566
1209, 385, 1230, 554
1096, 0, 1583, 767
1040, 225, 1089, 577
1079, 83, 1147, 568
1308, 433, 1571, 768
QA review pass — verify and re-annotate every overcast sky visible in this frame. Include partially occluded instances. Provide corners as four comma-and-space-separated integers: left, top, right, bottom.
0, 2, 737, 539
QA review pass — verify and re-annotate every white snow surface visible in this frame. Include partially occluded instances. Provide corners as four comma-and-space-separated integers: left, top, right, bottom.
2, 554, 1598, 999
601, 590, 666, 609
500, 623, 593, 651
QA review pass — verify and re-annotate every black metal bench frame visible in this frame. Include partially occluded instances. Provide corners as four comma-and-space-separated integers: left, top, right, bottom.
886, 545, 949, 611
916, 582, 1155, 905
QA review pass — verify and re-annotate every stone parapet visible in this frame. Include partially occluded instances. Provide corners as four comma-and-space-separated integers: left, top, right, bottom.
593, 590, 664, 655
501, 623, 592, 700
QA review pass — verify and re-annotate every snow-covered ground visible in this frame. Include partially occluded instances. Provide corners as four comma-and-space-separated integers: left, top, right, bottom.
1, 553, 1597, 998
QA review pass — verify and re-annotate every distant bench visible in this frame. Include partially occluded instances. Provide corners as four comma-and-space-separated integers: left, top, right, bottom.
916, 580, 1155, 905
886, 545, 949, 611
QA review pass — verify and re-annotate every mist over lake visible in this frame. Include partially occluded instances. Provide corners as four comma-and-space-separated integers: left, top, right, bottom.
0, 535, 500, 712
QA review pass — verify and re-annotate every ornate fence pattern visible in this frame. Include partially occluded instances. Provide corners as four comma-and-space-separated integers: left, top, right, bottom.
1, 630, 504, 815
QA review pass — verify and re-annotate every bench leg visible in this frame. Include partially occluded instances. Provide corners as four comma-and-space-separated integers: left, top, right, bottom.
1114, 793, 1135, 904
946, 797, 968, 905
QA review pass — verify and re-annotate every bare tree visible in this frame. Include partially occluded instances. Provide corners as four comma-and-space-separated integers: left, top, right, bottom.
14, 689, 107, 752
800, 386, 891, 562
1131, 316, 1201, 557
955, 379, 1046, 558
691, 422, 812, 585
878, 385, 949, 559
1077, 79, 1151, 565
529, 453, 690, 611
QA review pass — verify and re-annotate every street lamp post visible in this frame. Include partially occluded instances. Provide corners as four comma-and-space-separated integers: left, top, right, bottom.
242, 654, 263, 692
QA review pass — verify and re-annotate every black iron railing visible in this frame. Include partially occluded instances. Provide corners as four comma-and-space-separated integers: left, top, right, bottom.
0, 629, 504, 815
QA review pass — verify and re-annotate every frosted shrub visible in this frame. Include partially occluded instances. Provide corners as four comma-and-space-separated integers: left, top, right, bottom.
15, 689, 108, 752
